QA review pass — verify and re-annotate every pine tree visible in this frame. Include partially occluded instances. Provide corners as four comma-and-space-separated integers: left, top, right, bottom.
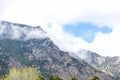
91, 76, 100, 80
71, 77, 78, 80
49, 75, 63, 80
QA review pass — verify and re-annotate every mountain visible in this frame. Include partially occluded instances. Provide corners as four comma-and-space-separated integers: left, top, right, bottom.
0, 20, 114, 80
0, 20, 46, 40
76, 49, 120, 79
76, 49, 105, 66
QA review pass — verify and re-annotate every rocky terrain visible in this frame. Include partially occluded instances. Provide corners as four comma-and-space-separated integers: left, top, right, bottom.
0, 20, 114, 80
76, 49, 120, 79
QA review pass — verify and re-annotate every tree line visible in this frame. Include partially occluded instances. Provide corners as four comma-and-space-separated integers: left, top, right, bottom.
0, 67, 100, 80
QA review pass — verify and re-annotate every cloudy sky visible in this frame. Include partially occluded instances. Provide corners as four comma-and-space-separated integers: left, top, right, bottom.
0, 0, 120, 56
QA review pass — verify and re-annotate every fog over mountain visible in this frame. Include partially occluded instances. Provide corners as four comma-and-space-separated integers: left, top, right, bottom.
0, 0, 120, 80
1, 0, 120, 57
0, 20, 115, 80
0, 20, 47, 40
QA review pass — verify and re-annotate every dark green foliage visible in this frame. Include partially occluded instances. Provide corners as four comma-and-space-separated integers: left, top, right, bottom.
91, 76, 100, 80
49, 75, 63, 80
71, 77, 78, 80
37, 76, 45, 80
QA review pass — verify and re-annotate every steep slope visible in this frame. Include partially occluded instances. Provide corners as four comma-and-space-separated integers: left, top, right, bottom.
0, 20, 114, 80
76, 49, 120, 79
76, 49, 105, 66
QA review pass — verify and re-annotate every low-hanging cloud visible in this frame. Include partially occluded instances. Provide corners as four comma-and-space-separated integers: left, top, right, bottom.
0, 21, 47, 40
46, 23, 120, 57
0, 0, 120, 56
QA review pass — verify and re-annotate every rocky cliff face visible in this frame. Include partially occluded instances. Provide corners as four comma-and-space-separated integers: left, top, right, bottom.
76, 49, 105, 66
76, 49, 120, 79
0, 20, 114, 80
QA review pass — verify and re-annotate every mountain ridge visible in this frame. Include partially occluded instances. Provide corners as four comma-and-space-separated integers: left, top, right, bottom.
0, 20, 114, 80
76, 49, 120, 79
0, 20, 46, 40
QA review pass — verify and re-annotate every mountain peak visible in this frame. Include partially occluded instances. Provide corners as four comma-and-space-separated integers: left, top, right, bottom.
0, 20, 47, 40
76, 49, 105, 65
0, 20, 115, 80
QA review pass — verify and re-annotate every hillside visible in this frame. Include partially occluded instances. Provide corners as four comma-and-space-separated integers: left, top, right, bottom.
0, 20, 114, 80
76, 49, 120, 79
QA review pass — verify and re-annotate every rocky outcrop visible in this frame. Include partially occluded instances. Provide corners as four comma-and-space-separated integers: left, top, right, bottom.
76, 49, 120, 79
0, 20, 114, 80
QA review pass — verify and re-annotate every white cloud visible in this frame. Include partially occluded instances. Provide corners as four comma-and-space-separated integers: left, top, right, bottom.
0, 0, 90, 25
89, 25, 120, 56
0, 0, 120, 56
1, 0, 120, 28
44, 23, 90, 52
46, 23, 120, 57
0, 0, 10, 14
0, 21, 47, 40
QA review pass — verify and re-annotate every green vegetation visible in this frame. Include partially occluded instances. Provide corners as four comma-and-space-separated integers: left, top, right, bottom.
0, 67, 101, 80
49, 75, 63, 80
91, 76, 100, 80
0, 67, 44, 80
71, 77, 78, 80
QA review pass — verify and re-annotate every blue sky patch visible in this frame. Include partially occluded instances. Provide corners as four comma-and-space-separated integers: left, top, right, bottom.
100, 26, 112, 33
63, 23, 112, 43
